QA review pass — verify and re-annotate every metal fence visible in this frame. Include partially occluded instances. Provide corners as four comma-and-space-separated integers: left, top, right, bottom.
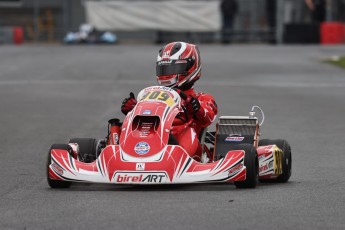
1, 0, 345, 44
85, 0, 278, 44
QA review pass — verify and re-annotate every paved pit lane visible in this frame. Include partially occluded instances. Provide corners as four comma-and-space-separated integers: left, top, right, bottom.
1, 44, 345, 230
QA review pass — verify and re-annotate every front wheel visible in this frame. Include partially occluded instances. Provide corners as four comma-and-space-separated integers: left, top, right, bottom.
47, 144, 72, 188
259, 139, 292, 183
234, 144, 259, 189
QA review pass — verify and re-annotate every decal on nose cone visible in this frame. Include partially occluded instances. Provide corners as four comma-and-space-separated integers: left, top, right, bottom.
134, 142, 150, 155
114, 172, 168, 183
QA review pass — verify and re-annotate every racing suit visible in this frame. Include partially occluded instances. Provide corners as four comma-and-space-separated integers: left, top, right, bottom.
172, 88, 217, 160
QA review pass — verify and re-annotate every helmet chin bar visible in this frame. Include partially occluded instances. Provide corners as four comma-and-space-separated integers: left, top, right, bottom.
157, 75, 178, 87
177, 66, 201, 88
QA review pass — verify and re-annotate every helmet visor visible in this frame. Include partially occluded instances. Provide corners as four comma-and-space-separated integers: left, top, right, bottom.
156, 60, 188, 76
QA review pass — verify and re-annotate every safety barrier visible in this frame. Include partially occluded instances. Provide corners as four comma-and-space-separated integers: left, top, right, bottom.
321, 22, 345, 45
0, 26, 23, 45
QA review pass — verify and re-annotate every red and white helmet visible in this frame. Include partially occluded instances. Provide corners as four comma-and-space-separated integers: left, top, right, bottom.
156, 42, 201, 89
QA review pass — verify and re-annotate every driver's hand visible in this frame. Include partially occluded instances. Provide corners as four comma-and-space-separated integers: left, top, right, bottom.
121, 92, 137, 115
186, 96, 200, 115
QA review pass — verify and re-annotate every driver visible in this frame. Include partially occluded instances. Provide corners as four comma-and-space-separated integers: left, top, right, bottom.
121, 42, 218, 161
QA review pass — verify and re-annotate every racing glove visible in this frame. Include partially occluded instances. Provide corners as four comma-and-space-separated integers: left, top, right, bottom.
121, 92, 137, 115
186, 96, 201, 115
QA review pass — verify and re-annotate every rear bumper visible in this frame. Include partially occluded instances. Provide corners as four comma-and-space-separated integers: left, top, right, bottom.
257, 145, 283, 180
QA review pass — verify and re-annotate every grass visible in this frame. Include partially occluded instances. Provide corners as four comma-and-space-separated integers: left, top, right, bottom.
325, 56, 345, 69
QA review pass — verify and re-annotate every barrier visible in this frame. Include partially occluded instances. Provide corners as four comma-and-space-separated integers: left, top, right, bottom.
283, 23, 320, 44
320, 22, 345, 45
0, 26, 23, 44
13, 27, 24, 45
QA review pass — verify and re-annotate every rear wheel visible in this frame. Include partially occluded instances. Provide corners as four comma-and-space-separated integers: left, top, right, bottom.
259, 139, 292, 183
234, 144, 259, 189
68, 138, 97, 163
47, 144, 72, 188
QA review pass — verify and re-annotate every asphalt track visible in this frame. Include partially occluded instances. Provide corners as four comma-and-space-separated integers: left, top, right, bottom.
1, 44, 345, 230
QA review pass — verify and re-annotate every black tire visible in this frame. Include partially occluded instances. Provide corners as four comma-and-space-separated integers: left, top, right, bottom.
259, 139, 292, 183
47, 144, 72, 188
68, 138, 97, 163
234, 144, 259, 189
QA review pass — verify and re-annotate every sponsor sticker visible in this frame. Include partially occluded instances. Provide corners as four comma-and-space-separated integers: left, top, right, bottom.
115, 172, 167, 183
134, 142, 150, 155
260, 160, 274, 173
228, 163, 243, 176
158, 60, 172, 65
259, 164, 268, 172
51, 163, 63, 175
136, 163, 145, 171
113, 133, 119, 144
258, 155, 265, 161
142, 110, 152, 115
163, 51, 170, 58
225, 136, 245, 142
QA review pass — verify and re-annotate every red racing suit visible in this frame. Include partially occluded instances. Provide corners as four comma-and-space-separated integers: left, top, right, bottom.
172, 87, 218, 160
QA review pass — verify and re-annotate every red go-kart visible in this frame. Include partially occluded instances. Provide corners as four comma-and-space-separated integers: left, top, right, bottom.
47, 86, 291, 189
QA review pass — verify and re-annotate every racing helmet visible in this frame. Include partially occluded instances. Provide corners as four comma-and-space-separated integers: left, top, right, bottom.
156, 42, 201, 89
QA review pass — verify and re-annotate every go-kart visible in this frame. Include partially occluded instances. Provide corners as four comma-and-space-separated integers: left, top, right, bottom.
63, 31, 117, 44
47, 86, 291, 189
